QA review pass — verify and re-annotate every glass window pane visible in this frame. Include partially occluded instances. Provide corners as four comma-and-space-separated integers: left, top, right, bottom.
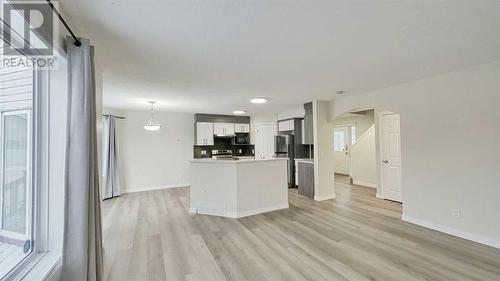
0, 112, 32, 278
2, 113, 29, 234
333, 131, 345, 151
351, 126, 356, 145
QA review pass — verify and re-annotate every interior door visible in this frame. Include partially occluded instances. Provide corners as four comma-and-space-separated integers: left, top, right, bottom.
255, 124, 275, 159
333, 127, 350, 175
381, 113, 402, 202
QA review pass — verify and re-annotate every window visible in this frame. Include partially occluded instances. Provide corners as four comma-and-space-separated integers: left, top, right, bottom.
1, 8, 66, 280
333, 130, 345, 152
350, 126, 356, 145
0, 53, 35, 280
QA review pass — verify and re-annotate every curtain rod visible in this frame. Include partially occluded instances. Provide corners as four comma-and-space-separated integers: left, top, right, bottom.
46, 0, 81, 46
102, 114, 126, 119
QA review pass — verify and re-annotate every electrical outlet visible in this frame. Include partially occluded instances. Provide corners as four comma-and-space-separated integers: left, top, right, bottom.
452, 208, 461, 218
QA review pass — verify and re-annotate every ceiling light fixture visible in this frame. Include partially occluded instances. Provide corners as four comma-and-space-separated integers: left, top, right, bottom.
143, 101, 161, 131
232, 110, 246, 115
250, 98, 268, 104
336, 90, 345, 95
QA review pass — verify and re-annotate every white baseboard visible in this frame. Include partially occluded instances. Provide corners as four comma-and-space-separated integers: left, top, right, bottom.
193, 203, 289, 219
229, 203, 289, 218
125, 183, 190, 194
353, 180, 377, 188
402, 215, 500, 249
375, 193, 384, 199
314, 193, 336, 201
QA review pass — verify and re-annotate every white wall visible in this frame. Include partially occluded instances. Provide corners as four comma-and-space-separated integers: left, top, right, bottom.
277, 106, 304, 120
103, 109, 193, 193
327, 60, 500, 247
313, 100, 335, 200
350, 125, 377, 187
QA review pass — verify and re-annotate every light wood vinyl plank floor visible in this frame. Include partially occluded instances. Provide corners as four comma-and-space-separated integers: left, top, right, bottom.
102, 177, 500, 281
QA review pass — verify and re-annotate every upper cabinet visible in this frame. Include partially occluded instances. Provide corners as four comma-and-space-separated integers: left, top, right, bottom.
278, 119, 294, 132
196, 122, 214, 145
214, 122, 235, 136
234, 123, 250, 133
303, 102, 313, 144
194, 114, 251, 147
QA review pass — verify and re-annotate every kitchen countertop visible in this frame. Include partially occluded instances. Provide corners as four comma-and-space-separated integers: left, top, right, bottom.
295, 158, 314, 164
190, 158, 288, 164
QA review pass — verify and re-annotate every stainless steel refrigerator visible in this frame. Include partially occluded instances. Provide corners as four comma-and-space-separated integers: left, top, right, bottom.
274, 135, 295, 187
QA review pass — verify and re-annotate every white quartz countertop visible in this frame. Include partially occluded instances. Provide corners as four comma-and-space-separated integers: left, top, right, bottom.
295, 158, 314, 164
190, 158, 288, 164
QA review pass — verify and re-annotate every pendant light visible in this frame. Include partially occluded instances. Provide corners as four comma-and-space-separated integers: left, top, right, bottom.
143, 101, 161, 131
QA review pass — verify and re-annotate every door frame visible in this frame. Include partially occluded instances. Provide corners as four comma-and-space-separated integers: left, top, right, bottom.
376, 111, 402, 202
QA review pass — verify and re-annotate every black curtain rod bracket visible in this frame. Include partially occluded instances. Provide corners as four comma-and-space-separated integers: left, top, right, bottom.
103, 114, 126, 119
46, 0, 81, 46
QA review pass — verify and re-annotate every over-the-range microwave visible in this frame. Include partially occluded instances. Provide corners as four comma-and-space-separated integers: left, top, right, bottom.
233, 134, 251, 145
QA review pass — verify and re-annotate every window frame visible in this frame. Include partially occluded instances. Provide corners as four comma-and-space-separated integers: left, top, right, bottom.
1, 2, 68, 279
1, 16, 52, 281
1, 63, 48, 281
350, 126, 356, 145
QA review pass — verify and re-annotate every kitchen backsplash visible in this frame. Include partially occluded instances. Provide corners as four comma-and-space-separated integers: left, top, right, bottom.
193, 137, 254, 158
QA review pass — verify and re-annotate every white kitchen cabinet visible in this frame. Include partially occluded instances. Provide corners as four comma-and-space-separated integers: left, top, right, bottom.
196, 122, 214, 145
214, 123, 235, 136
278, 119, 294, 132
234, 123, 250, 133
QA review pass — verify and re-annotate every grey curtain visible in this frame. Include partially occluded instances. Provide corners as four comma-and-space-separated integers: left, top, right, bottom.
62, 37, 104, 281
102, 115, 122, 199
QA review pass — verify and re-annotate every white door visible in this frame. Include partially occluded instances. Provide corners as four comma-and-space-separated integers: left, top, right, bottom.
381, 113, 402, 202
255, 123, 275, 159
333, 127, 350, 175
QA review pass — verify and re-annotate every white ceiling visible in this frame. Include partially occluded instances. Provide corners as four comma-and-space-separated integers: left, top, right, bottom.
61, 0, 500, 115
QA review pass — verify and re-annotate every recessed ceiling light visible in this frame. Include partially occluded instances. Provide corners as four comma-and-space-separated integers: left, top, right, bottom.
336, 90, 345, 95
232, 110, 246, 115
250, 98, 268, 104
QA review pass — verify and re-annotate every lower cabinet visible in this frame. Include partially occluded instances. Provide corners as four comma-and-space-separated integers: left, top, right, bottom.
298, 162, 314, 199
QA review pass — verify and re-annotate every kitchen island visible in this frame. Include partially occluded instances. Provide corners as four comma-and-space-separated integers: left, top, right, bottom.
189, 158, 289, 218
